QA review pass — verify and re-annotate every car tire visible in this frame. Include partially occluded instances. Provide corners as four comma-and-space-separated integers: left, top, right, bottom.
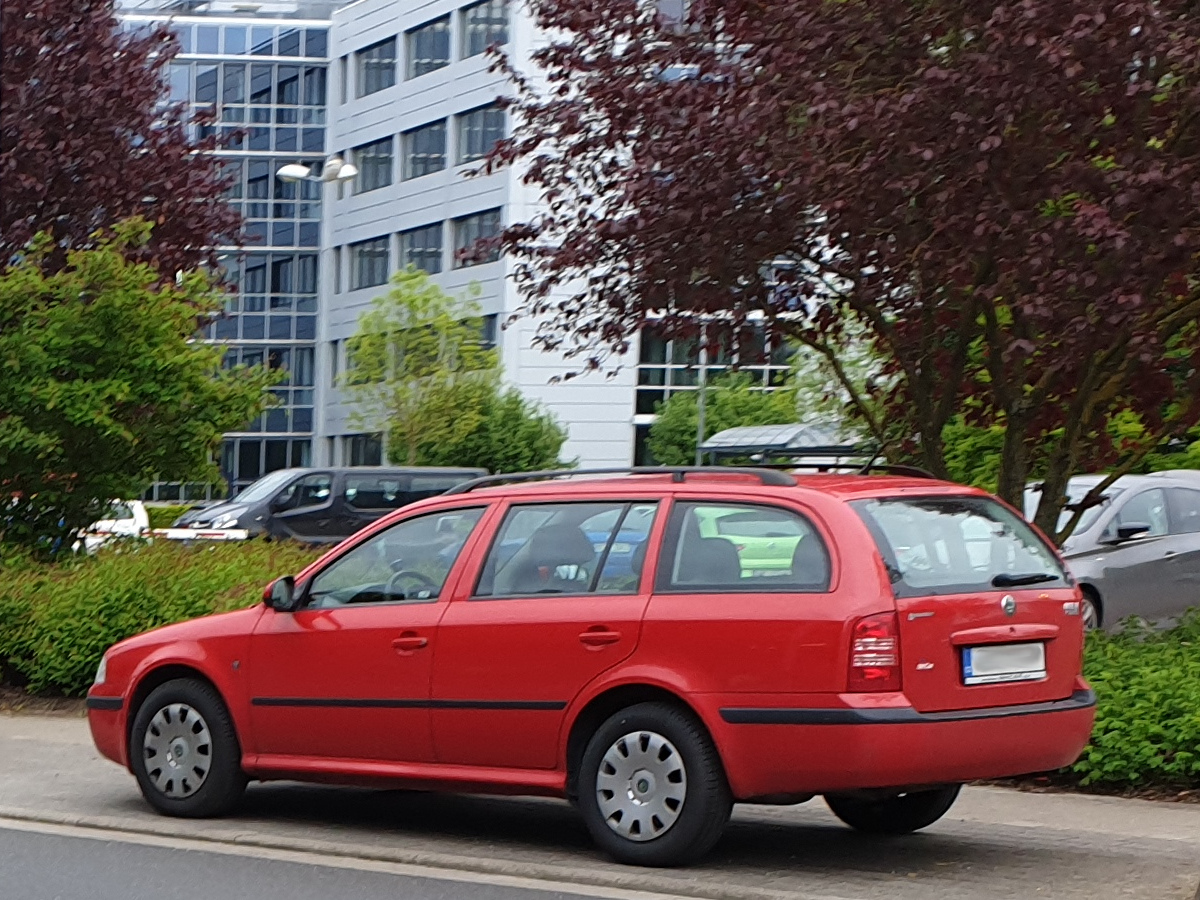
577, 702, 732, 867
130, 678, 247, 818
1080, 590, 1102, 631
824, 784, 961, 835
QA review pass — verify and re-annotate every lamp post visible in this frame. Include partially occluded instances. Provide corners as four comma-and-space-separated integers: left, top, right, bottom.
694, 325, 708, 466
275, 155, 359, 184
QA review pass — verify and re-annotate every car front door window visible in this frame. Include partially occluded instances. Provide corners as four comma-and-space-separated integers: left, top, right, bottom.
1113, 488, 1168, 538
307, 507, 484, 607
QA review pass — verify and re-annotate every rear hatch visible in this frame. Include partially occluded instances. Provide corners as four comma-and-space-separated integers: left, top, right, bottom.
852, 495, 1083, 714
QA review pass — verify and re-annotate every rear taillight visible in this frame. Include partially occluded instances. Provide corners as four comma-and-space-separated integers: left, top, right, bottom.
848, 613, 902, 692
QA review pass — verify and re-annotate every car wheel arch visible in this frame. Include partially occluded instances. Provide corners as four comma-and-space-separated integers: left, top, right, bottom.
562, 683, 719, 803
1078, 583, 1104, 628
125, 664, 229, 769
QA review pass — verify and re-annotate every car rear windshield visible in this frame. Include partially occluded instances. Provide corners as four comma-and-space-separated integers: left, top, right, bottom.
852, 496, 1069, 598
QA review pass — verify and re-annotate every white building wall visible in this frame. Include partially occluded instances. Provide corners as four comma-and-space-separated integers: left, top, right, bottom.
319, 0, 637, 468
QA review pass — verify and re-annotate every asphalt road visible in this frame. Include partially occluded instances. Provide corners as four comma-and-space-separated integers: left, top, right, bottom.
3, 714, 1200, 900
0, 823, 611, 900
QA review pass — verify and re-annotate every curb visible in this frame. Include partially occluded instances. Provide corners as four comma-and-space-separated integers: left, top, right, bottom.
0, 806, 857, 900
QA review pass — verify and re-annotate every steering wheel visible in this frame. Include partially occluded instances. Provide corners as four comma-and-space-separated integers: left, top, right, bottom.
386, 570, 438, 600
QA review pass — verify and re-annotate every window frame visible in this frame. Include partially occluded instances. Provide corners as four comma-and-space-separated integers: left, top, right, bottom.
471, 499, 661, 600
455, 103, 506, 165
405, 16, 451, 80
353, 135, 394, 194
452, 208, 503, 268
349, 236, 390, 290
356, 37, 397, 97
399, 222, 445, 274
655, 499, 834, 594
461, 0, 509, 59
401, 119, 448, 180
301, 504, 488, 609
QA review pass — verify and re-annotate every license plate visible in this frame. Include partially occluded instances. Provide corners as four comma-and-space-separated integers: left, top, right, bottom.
962, 642, 1046, 686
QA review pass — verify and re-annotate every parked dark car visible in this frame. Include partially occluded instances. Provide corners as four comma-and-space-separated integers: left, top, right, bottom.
173, 467, 487, 543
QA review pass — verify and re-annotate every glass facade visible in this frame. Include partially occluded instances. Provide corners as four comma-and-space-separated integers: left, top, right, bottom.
131, 10, 332, 493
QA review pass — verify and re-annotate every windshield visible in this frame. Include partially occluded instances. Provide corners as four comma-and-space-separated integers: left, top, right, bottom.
233, 469, 299, 504
853, 496, 1069, 598
1024, 484, 1124, 536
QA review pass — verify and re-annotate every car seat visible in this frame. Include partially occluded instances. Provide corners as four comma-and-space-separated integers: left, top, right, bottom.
789, 536, 832, 591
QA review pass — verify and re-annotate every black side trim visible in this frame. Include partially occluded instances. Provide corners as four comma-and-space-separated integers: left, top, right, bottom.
86, 696, 123, 712
251, 697, 567, 711
720, 689, 1097, 726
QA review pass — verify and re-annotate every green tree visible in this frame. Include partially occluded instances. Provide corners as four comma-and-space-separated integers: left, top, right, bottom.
647, 373, 797, 466
415, 379, 570, 473
343, 267, 499, 465
0, 222, 274, 552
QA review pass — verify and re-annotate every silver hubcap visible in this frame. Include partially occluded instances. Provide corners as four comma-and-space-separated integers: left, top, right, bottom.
1082, 599, 1100, 631
596, 730, 687, 842
142, 703, 212, 798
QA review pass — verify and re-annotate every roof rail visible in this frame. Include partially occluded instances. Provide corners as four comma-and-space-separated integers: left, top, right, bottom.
748, 461, 939, 479
442, 466, 798, 495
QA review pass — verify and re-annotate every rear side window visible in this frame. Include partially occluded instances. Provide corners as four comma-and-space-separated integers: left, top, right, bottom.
657, 502, 831, 593
476, 501, 658, 598
344, 476, 405, 510
853, 496, 1068, 598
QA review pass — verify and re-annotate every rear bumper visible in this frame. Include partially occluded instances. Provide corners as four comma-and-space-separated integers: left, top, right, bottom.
708, 687, 1096, 800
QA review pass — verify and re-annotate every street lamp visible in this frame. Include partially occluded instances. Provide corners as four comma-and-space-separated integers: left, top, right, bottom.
275, 155, 358, 183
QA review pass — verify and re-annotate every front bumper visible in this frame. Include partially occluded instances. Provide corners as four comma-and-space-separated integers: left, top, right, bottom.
86, 692, 129, 768
708, 686, 1096, 800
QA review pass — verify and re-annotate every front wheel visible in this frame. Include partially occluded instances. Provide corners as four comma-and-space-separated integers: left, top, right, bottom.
825, 784, 961, 834
577, 702, 731, 867
130, 678, 247, 818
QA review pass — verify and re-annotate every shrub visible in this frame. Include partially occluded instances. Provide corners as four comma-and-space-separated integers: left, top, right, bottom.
1070, 613, 1200, 789
146, 505, 194, 530
0, 540, 321, 696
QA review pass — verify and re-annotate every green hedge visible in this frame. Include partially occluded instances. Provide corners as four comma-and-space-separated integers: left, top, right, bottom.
0, 541, 321, 695
1069, 613, 1200, 789
146, 505, 195, 530
1, 540, 1198, 792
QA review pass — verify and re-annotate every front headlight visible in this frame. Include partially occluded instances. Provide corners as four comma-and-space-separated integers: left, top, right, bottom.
93, 655, 108, 686
211, 509, 245, 529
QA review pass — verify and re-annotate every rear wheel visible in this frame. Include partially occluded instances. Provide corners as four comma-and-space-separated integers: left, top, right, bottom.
130, 678, 246, 818
577, 702, 731, 867
1080, 588, 1102, 631
825, 785, 961, 835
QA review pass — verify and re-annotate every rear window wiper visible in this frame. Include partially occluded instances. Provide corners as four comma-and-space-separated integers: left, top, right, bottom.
991, 572, 1060, 587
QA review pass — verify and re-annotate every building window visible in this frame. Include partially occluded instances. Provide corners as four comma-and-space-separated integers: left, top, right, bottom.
453, 209, 502, 268
462, 0, 508, 59
353, 136, 393, 193
480, 313, 498, 349
350, 237, 390, 289
456, 104, 506, 164
356, 38, 396, 97
399, 223, 444, 275
406, 17, 450, 79
345, 433, 384, 466
402, 120, 447, 179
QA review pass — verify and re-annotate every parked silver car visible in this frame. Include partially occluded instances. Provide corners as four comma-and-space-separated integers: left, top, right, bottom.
1024, 471, 1200, 630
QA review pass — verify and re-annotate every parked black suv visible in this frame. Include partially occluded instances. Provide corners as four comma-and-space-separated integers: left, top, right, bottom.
173, 467, 487, 543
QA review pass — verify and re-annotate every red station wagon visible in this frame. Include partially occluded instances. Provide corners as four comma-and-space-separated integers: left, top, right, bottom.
87, 467, 1096, 867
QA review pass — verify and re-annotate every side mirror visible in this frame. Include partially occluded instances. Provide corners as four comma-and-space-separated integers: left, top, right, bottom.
263, 575, 297, 612
1113, 522, 1152, 543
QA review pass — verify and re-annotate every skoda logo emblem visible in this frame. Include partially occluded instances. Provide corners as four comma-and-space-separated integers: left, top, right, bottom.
1001, 595, 1017, 616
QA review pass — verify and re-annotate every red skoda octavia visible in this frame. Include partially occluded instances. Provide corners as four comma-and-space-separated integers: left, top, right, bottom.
87, 468, 1095, 866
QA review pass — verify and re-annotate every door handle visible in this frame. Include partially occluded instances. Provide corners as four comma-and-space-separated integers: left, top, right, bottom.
392, 632, 429, 653
579, 628, 622, 647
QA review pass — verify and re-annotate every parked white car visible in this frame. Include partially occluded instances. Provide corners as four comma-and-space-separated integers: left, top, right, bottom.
79, 501, 150, 553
